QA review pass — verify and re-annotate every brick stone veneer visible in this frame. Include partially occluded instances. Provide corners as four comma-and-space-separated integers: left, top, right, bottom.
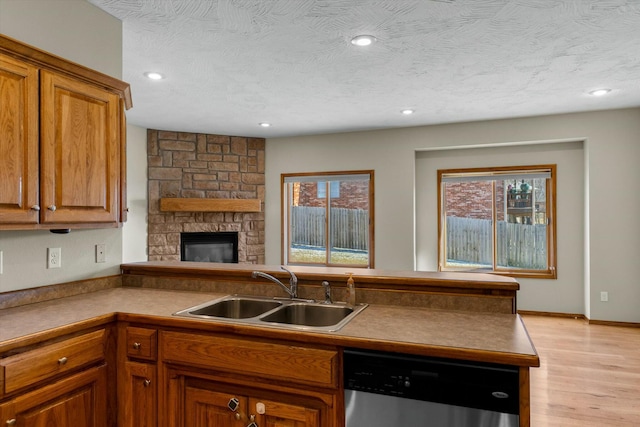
147, 129, 265, 263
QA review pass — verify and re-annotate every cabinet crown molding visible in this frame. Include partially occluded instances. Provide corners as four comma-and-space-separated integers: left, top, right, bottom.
0, 34, 132, 109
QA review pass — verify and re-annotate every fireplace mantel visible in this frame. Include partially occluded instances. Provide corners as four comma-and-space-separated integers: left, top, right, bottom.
160, 198, 261, 213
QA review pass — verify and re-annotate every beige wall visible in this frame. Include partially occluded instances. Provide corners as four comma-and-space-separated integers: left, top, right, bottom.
415, 141, 585, 315
0, 0, 121, 78
0, 0, 127, 292
266, 108, 640, 322
123, 124, 149, 263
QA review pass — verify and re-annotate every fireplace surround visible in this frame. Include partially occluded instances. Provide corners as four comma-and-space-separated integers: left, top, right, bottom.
147, 129, 265, 264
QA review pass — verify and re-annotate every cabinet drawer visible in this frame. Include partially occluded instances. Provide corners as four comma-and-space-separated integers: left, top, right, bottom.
126, 327, 157, 361
161, 331, 338, 388
0, 329, 106, 395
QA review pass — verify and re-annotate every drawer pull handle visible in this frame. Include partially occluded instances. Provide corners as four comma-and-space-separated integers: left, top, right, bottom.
58, 356, 68, 365
144, 379, 151, 387
31, 205, 41, 211
133, 342, 142, 350
6, 419, 16, 426
48, 205, 57, 212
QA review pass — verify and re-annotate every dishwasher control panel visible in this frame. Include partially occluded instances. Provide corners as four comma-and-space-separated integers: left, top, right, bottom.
344, 348, 520, 415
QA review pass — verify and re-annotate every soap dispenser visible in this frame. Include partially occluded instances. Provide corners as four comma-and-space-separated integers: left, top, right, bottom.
345, 273, 356, 306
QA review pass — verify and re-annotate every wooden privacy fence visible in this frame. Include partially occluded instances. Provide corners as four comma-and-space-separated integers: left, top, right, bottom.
446, 216, 547, 269
290, 206, 369, 250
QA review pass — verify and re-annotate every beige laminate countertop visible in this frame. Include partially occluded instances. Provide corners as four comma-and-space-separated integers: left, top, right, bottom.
121, 261, 520, 290
0, 287, 539, 367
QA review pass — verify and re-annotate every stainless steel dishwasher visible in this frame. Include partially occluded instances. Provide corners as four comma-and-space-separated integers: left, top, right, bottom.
344, 349, 520, 427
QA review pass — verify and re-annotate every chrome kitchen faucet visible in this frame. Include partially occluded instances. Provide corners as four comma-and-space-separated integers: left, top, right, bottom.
251, 266, 298, 299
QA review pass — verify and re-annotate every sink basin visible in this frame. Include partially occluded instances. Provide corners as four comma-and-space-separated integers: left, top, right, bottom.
174, 295, 368, 332
260, 303, 354, 327
176, 296, 282, 319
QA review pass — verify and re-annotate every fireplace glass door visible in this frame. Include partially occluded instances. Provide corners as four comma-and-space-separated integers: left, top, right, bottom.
180, 232, 238, 263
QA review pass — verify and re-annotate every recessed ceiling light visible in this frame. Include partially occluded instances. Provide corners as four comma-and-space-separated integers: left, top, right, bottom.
401, 109, 415, 115
588, 88, 611, 97
144, 72, 165, 80
351, 35, 376, 47
259, 122, 271, 128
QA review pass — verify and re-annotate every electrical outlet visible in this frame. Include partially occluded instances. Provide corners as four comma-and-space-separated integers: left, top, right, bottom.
600, 291, 609, 302
96, 244, 106, 263
47, 247, 61, 269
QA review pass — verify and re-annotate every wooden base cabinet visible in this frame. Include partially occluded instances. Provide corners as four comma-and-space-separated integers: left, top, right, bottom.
170, 374, 325, 427
0, 365, 107, 427
159, 331, 340, 427
249, 397, 321, 427
119, 361, 156, 427
118, 325, 158, 427
0, 328, 109, 427
185, 386, 244, 427
185, 386, 321, 427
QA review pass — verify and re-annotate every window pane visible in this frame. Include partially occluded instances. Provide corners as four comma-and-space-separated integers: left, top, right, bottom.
497, 178, 548, 270
288, 180, 327, 264
317, 181, 340, 198
443, 180, 493, 270
283, 172, 373, 268
328, 179, 369, 267
438, 165, 555, 278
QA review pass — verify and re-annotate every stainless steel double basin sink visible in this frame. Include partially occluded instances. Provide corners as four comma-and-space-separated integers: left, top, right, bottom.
174, 295, 368, 332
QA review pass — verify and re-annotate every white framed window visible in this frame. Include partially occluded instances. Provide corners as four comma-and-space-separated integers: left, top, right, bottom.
282, 170, 374, 268
438, 165, 557, 279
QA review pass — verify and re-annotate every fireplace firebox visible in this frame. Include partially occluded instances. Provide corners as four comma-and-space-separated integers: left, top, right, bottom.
180, 232, 238, 263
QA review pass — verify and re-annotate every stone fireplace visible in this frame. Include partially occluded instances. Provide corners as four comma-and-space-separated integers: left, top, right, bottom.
147, 129, 265, 264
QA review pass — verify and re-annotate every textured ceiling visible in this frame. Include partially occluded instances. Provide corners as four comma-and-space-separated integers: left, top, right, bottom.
88, 0, 640, 138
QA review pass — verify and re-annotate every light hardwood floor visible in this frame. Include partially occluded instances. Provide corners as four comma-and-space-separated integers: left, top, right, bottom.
521, 315, 640, 426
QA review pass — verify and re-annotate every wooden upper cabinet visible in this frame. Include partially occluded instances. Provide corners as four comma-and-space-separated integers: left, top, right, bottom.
40, 70, 120, 224
0, 34, 131, 229
0, 53, 39, 224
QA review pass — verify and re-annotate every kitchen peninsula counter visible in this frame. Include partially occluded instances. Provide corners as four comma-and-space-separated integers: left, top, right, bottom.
0, 268, 538, 427
0, 286, 538, 367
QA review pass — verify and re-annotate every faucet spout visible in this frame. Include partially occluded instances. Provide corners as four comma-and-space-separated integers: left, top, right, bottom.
251, 266, 298, 298
321, 281, 332, 304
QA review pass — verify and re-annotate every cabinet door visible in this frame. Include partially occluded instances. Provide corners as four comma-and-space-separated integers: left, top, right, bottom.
120, 361, 156, 427
40, 70, 120, 224
0, 53, 39, 224
185, 386, 246, 427
0, 365, 107, 427
250, 398, 321, 427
